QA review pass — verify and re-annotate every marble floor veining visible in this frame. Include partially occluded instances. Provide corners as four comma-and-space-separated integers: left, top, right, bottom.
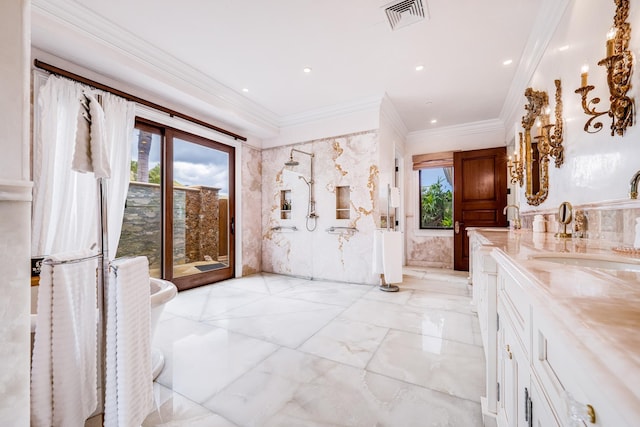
143, 268, 485, 426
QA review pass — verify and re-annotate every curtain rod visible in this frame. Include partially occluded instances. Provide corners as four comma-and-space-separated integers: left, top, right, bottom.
34, 59, 247, 142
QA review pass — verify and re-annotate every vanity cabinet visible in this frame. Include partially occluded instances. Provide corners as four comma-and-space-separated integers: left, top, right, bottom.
470, 231, 499, 423
470, 229, 635, 427
495, 261, 558, 427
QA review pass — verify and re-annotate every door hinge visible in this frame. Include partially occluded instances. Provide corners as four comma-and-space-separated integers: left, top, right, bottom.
497, 382, 500, 402
497, 313, 500, 331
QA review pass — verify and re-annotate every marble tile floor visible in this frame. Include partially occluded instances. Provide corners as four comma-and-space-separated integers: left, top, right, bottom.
142, 267, 485, 426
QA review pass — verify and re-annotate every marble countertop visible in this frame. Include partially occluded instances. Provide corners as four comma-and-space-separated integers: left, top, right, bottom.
470, 228, 640, 422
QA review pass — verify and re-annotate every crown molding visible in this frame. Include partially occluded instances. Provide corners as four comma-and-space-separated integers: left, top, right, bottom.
278, 95, 383, 128
32, 0, 392, 135
499, 0, 571, 129
407, 119, 505, 142
380, 94, 409, 139
31, 0, 280, 133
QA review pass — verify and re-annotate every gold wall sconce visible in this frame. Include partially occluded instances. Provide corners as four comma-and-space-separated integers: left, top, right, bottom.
508, 132, 524, 186
535, 79, 564, 168
522, 88, 550, 206
574, 0, 635, 136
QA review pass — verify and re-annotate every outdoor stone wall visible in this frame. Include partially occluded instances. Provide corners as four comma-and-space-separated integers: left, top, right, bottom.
184, 186, 220, 263
118, 183, 220, 271
117, 182, 164, 270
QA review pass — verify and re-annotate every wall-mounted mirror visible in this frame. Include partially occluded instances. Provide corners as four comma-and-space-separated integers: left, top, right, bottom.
509, 80, 564, 204
521, 88, 550, 206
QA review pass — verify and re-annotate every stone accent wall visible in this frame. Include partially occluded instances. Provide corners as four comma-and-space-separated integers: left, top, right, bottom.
241, 144, 262, 275
117, 182, 163, 270
406, 233, 453, 269
521, 201, 640, 246
184, 186, 220, 263
117, 183, 220, 271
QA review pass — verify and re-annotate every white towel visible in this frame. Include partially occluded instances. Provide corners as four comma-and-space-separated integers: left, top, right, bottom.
105, 256, 153, 427
382, 231, 403, 284
72, 93, 110, 178
72, 98, 92, 174
87, 93, 110, 178
389, 186, 400, 208
372, 230, 384, 275
31, 249, 99, 427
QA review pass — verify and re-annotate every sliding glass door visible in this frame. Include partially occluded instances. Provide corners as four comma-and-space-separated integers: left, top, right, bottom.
117, 120, 235, 290
168, 130, 234, 289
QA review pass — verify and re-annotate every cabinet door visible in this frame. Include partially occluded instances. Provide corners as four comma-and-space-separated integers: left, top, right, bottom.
497, 307, 529, 427
529, 375, 560, 427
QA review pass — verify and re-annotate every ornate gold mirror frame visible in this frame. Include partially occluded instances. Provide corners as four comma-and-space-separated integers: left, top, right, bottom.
522, 88, 550, 206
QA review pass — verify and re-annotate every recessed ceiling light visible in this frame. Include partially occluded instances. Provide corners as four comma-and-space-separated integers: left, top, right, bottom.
242, 88, 249, 93
303, 67, 312, 73
415, 65, 424, 71
558, 45, 570, 51
430, 119, 437, 124
503, 59, 513, 66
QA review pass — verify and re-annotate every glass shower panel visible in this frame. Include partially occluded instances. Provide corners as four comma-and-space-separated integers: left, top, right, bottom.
172, 137, 230, 278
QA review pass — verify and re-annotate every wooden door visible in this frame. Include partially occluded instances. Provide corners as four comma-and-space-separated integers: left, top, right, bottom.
453, 147, 507, 271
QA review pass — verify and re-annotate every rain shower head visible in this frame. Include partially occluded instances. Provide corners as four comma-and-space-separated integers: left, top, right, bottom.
284, 155, 299, 167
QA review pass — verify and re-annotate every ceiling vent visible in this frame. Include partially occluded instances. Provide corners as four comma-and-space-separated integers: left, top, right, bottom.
383, 0, 427, 31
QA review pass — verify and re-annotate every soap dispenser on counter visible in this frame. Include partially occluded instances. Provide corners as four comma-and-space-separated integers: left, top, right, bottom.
533, 214, 546, 233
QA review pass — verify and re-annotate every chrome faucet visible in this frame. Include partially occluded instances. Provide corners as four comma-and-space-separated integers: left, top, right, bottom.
503, 204, 521, 229
630, 170, 640, 199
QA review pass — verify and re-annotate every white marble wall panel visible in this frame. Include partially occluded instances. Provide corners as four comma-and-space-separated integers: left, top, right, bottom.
262, 131, 380, 284
0, 186, 32, 426
0, 0, 31, 423
406, 232, 453, 269
241, 144, 262, 275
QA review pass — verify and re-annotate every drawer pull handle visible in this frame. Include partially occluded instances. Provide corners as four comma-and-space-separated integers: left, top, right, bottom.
504, 344, 513, 360
564, 391, 596, 424
586, 404, 596, 424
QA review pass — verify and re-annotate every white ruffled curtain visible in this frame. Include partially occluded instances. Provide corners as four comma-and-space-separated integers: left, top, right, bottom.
32, 76, 135, 260
102, 92, 135, 260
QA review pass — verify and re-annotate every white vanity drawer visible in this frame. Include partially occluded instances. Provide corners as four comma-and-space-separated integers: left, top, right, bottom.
497, 264, 531, 357
532, 310, 627, 426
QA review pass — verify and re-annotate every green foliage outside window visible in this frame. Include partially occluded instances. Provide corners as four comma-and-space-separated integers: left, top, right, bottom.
130, 161, 179, 185
420, 176, 453, 229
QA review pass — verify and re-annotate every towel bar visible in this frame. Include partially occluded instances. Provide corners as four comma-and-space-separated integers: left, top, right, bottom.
271, 225, 298, 232
326, 226, 358, 234
42, 252, 102, 266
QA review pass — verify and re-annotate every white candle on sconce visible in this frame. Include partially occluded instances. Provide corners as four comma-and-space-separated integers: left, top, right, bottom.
606, 27, 616, 57
580, 64, 589, 87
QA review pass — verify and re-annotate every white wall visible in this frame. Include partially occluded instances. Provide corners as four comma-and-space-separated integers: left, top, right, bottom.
0, 0, 31, 424
516, 0, 640, 212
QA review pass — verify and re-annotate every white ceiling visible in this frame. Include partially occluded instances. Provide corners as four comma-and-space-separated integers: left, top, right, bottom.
31, 0, 545, 140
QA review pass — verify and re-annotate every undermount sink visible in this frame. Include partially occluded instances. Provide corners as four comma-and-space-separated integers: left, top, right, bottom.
530, 253, 640, 272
